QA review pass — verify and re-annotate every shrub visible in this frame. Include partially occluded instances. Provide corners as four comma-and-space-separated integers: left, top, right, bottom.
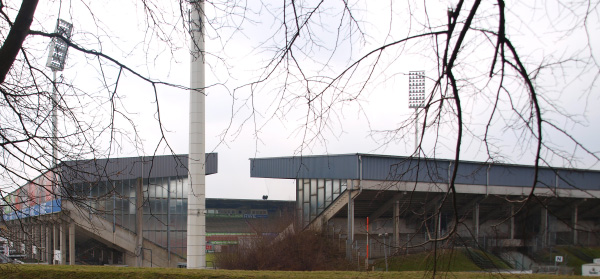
216, 229, 352, 271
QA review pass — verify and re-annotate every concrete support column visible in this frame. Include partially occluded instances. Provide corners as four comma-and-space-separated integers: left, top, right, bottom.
28, 225, 32, 260
21, 224, 30, 257
540, 207, 548, 248
60, 223, 66, 265
572, 205, 578, 245
69, 223, 75, 265
46, 226, 52, 264
187, 0, 207, 270
30, 225, 35, 260
18, 226, 21, 255
16, 226, 20, 254
437, 211, 442, 237
38, 224, 42, 261
39, 224, 44, 262
510, 205, 515, 240
31, 225, 36, 260
346, 189, 354, 260
136, 177, 143, 267
20, 225, 25, 256
474, 203, 480, 241
38, 224, 43, 261
393, 200, 400, 250
53, 224, 59, 264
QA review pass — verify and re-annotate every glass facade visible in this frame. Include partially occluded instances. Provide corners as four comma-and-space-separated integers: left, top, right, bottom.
296, 178, 347, 227
68, 176, 190, 257
66, 174, 295, 259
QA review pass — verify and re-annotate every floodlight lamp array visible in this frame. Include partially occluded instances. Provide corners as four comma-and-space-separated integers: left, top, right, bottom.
408, 70, 425, 108
46, 19, 73, 72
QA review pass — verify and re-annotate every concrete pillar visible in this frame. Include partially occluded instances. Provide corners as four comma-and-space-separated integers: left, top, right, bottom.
136, 177, 143, 267
16, 226, 19, 254
25, 225, 28, 256
69, 223, 75, 265
46, 226, 52, 264
474, 203, 480, 240
540, 207, 548, 248
437, 211, 442, 237
39, 224, 44, 262
346, 189, 354, 260
38, 225, 42, 262
38, 224, 42, 261
572, 205, 578, 245
29, 225, 33, 259
510, 205, 515, 240
25, 225, 29, 256
20, 225, 24, 257
53, 224, 59, 264
167, 178, 171, 266
31, 225, 35, 261
60, 223, 66, 265
31, 225, 36, 260
187, 0, 207, 269
43, 224, 47, 262
18, 226, 21, 255
20, 226, 24, 255
393, 200, 400, 250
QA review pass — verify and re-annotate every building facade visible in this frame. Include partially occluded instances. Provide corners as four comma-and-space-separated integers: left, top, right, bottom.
1, 154, 294, 267
250, 154, 600, 260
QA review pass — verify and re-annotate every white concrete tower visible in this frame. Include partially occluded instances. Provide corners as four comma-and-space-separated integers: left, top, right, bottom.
187, 0, 206, 269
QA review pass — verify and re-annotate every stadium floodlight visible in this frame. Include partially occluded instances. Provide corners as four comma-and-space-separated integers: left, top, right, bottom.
408, 71, 425, 155
46, 19, 73, 72
408, 70, 425, 109
46, 19, 72, 221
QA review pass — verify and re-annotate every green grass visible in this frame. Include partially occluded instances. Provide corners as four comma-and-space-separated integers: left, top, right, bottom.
206, 252, 216, 268
539, 246, 600, 275
0, 264, 583, 279
466, 248, 511, 270
373, 248, 509, 272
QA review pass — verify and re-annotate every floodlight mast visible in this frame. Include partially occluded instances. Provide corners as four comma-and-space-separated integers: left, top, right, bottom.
408, 71, 425, 156
46, 19, 72, 203
187, 0, 206, 269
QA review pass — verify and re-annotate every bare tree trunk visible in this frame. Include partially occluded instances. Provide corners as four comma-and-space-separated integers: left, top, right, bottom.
0, 0, 39, 83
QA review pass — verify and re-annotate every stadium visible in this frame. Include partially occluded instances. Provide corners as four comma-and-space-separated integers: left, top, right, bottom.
1, 153, 599, 269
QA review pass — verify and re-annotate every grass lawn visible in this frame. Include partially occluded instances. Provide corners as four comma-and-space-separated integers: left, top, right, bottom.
0, 264, 582, 279
538, 246, 600, 275
373, 248, 509, 272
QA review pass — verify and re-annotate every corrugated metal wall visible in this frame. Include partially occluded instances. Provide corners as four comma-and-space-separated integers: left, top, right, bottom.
61, 153, 217, 183
250, 153, 600, 190
250, 154, 359, 179
558, 169, 600, 190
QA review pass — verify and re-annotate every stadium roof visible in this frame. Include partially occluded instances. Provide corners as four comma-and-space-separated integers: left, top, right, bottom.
250, 153, 600, 190
61, 153, 218, 183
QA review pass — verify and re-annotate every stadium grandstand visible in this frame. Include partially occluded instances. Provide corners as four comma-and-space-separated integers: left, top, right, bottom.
0, 154, 294, 267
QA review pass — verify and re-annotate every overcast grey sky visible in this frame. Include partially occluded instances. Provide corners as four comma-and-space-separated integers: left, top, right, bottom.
18, 0, 600, 200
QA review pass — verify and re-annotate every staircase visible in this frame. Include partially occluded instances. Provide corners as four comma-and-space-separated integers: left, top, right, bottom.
499, 250, 535, 270
63, 200, 185, 267
464, 248, 499, 270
